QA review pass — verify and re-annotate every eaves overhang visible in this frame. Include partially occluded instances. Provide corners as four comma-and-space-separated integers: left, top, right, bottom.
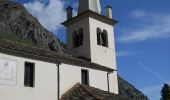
0, 39, 115, 73
62, 10, 118, 26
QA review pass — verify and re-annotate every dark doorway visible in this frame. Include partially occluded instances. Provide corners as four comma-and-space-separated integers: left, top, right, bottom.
81, 69, 89, 85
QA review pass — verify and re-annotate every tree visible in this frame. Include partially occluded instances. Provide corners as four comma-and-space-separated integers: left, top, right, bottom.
161, 84, 170, 100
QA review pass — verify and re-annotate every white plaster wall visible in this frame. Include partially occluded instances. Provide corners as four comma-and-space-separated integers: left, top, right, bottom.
60, 63, 118, 96
90, 70, 118, 94
60, 63, 81, 96
89, 69, 108, 91
66, 18, 91, 59
65, 16, 118, 94
89, 17, 117, 70
109, 72, 119, 94
66, 17, 117, 70
0, 53, 58, 100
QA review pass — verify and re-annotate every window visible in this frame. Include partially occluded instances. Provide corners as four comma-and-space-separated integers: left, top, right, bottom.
73, 31, 78, 48
24, 62, 35, 87
78, 28, 83, 46
97, 28, 102, 45
81, 69, 89, 85
73, 28, 84, 48
96, 28, 108, 47
102, 30, 108, 47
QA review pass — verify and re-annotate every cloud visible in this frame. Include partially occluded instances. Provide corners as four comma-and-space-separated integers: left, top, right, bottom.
24, 0, 66, 34
118, 10, 170, 43
137, 62, 167, 83
141, 84, 162, 100
72, 1, 78, 17
116, 50, 137, 57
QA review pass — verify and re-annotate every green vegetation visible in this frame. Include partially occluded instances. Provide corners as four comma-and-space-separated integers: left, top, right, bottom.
0, 0, 22, 9
8, 4, 22, 9
0, 0, 6, 2
0, 32, 38, 47
161, 84, 170, 100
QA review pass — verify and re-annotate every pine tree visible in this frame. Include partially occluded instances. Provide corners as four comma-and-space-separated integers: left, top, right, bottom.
161, 84, 170, 100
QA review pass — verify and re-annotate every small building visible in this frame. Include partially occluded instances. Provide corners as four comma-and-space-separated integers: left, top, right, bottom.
0, 0, 127, 100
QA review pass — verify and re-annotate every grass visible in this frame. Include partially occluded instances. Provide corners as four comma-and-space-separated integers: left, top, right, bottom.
0, 32, 38, 47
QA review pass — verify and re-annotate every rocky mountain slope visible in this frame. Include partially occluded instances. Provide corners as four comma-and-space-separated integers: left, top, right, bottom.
0, 0, 65, 53
118, 76, 148, 100
0, 0, 148, 100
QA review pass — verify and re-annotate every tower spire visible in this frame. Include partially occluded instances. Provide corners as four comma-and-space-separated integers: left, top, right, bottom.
78, 0, 101, 15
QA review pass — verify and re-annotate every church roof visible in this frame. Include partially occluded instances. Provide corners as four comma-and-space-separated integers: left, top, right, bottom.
0, 39, 114, 72
61, 83, 131, 100
62, 10, 118, 26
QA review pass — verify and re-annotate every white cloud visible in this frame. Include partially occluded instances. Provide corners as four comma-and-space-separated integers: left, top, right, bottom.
116, 50, 137, 57
72, 1, 78, 17
141, 84, 162, 100
24, 0, 66, 34
118, 10, 170, 43
62, 0, 78, 17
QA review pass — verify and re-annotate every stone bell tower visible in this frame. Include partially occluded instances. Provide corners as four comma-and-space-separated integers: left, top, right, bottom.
62, 0, 118, 70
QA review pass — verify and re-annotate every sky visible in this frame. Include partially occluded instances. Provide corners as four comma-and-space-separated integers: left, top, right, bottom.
13, 0, 170, 99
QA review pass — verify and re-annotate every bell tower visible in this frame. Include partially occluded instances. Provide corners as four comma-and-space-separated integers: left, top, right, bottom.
62, 0, 118, 70
78, 0, 101, 14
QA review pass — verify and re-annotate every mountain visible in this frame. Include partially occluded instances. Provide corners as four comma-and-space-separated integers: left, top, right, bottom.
0, 0, 65, 53
118, 76, 148, 100
0, 0, 148, 100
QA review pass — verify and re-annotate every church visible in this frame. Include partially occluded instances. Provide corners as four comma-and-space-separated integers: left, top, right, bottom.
0, 0, 130, 100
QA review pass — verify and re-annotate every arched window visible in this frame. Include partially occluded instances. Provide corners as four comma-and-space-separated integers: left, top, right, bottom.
102, 30, 108, 47
72, 28, 84, 48
97, 28, 102, 45
78, 28, 83, 46
73, 31, 78, 48
96, 28, 108, 47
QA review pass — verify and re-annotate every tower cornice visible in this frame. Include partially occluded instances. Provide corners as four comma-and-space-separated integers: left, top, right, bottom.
62, 10, 118, 26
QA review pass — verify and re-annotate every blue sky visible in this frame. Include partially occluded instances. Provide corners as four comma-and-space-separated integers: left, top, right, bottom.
14, 0, 170, 99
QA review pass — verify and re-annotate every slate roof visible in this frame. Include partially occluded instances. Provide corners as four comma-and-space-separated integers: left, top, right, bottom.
61, 83, 131, 100
0, 39, 114, 72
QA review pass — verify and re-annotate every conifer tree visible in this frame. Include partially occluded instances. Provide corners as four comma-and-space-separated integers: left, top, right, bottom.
161, 84, 170, 100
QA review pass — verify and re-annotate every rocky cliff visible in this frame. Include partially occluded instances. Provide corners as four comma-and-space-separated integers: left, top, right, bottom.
118, 76, 148, 100
0, 0, 148, 100
0, 0, 65, 53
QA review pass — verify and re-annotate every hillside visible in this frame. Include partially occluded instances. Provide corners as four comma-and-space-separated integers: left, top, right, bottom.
118, 76, 148, 100
0, 0, 65, 53
0, 0, 148, 100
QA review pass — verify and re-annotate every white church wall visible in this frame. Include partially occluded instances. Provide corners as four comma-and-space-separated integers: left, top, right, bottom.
60, 63, 81, 96
66, 18, 91, 59
64, 0, 119, 96
0, 53, 58, 100
60, 63, 118, 96
89, 69, 119, 94
89, 17, 117, 70
66, 17, 117, 70
109, 72, 119, 94
89, 69, 108, 91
